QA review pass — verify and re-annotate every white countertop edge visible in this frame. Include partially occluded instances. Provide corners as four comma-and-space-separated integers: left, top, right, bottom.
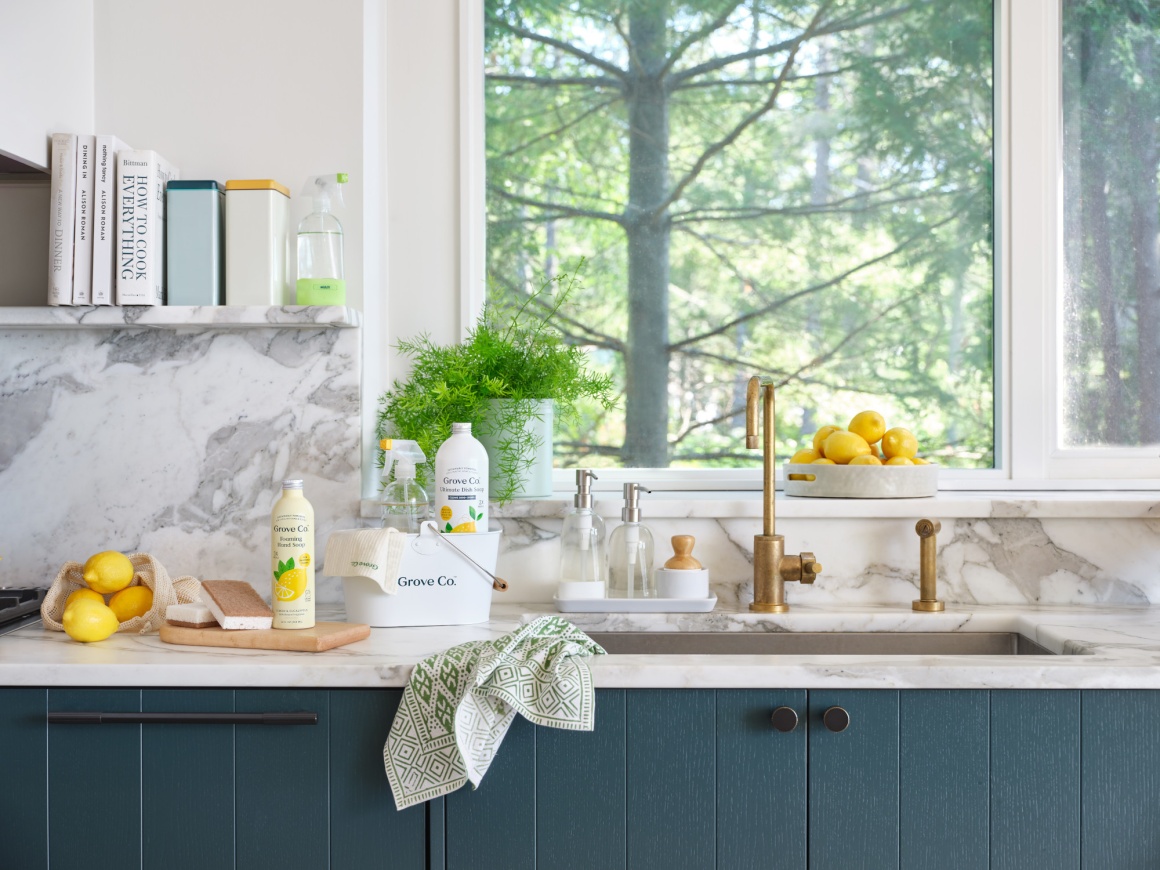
6, 603, 1160, 690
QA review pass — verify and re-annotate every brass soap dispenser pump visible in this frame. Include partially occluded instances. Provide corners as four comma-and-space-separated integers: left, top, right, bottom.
608, 483, 655, 599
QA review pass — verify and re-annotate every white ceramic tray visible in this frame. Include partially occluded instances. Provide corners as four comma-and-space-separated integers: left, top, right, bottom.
554, 595, 717, 614
783, 461, 938, 498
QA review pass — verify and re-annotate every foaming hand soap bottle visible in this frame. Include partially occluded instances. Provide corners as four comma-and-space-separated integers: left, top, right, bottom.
271, 478, 315, 629
557, 469, 607, 600
608, 483, 654, 598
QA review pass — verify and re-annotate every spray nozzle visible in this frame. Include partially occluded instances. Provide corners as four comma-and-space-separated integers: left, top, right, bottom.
302, 173, 348, 212
380, 438, 426, 483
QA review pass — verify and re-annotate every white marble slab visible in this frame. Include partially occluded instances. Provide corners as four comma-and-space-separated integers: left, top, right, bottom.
5, 603, 1160, 690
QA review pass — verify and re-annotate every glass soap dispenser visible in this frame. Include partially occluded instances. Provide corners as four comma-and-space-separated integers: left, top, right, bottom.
608, 483, 655, 598
557, 469, 608, 599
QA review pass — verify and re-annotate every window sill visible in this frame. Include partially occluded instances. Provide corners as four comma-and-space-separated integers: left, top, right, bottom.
360, 490, 1160, 521
0, 305, 362, 330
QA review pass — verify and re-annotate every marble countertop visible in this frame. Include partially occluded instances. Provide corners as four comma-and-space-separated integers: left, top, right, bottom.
4, 603, 1160, 690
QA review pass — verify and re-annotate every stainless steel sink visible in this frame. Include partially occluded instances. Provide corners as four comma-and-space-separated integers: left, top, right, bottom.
587, 631, 1059, 656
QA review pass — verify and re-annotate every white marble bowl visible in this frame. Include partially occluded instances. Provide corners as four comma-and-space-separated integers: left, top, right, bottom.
782, 461, 938, 498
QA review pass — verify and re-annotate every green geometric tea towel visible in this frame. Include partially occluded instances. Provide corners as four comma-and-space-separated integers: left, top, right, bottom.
384, 616, 606, 810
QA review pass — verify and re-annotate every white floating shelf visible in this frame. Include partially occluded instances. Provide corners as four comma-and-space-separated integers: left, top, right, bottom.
0, 305, 362, 330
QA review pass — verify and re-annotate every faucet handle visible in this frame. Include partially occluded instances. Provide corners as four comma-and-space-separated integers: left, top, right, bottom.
800, 553, 822, 584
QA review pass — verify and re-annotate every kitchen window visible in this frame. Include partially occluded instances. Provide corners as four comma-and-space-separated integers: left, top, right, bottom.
390, 0, 1160, 489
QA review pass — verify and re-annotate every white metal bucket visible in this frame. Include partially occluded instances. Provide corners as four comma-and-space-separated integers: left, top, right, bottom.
341, 529, 502, 627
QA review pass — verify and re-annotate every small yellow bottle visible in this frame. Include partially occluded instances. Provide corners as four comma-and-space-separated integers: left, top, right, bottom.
271, 478, 315, 629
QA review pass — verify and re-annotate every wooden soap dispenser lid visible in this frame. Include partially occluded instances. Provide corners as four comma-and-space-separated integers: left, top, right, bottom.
664, 535, 703, 570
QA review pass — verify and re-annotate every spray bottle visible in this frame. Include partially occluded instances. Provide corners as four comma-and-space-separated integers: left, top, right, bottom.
296, 172, 348, 305
379, 438, 430, 533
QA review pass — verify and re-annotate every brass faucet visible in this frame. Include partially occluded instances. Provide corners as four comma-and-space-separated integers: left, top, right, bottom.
912, 519, 944, 612
746, 376, 822, 612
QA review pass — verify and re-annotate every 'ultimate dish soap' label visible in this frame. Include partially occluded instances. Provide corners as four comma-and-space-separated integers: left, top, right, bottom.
434, 423, 489, 533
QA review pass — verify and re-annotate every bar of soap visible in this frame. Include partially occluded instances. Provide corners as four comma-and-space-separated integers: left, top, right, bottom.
199, 580, 273, 630
165, 603, 218, 629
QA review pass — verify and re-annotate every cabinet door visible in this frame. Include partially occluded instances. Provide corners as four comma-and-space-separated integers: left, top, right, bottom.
537, 689, 627, 870
990, 690, 1080, 870
330, 689, 427, 870
808, 690, 899, 869
1082, 690, 1160, 869
716, 689, 807, 870
0, 688, 48, 870
899, 690, 989, 869
234, 689, 330, 870
626, 689, 716, 870
47, 689, 141, 870
444, 713, 537, 869
141, 689, 236, 870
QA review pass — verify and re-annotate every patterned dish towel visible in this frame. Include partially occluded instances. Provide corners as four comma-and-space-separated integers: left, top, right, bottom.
384, 616, 606, 810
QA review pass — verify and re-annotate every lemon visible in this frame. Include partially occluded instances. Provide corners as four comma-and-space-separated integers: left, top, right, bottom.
274, 568, 307, 601
849, 410, 887, 446
62, 599, 119, 643
789, 448, 821, 464
812, 425, 842, 455
881, 427, 918, 459
439, 505, 453, 521
82, 551, 135, 594
913, 457, 931, 465
449, 521, 477, 533
108, 585, 153, 622
66, 588, 105, 608
810, 457, 835, 465
848, 454, 883, 466
885, 456, 915, 466
822, 430, 872, 465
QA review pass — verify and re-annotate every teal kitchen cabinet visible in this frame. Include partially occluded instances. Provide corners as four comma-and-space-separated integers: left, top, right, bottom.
0, 688, 427, 870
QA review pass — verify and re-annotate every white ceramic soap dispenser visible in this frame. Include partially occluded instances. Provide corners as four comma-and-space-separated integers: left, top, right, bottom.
608, 483, 654, 598
557, 469, 607, 599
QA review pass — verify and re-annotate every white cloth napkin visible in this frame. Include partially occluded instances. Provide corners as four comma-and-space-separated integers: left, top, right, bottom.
323, 528, 407, 593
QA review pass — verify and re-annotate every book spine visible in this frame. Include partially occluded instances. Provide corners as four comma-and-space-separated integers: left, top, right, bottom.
92, 135, 128, 305
116, 150, 154, 304
153, 157, 178, 305
46, 133, 78, 306
71, 135, 96, 305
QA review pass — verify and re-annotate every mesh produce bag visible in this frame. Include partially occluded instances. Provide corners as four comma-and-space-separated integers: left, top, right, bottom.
41, 553, 201, 634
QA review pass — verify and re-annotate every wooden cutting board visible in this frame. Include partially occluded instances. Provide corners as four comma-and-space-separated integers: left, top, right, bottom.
159, 620, 370, 653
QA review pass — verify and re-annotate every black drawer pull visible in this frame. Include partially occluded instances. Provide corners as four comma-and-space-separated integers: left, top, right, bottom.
48, 711, 317, 726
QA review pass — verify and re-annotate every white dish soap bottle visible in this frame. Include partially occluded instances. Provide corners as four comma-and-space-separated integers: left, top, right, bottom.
296, 172, 347, 305
434, 423, 488, 533
608, 483, 654, 598
379, 438, 430, 533
557, 469, 607, 599
271, 478, 315, 629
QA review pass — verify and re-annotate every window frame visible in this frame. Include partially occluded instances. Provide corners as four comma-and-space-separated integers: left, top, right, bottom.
450, 0, 1160, 493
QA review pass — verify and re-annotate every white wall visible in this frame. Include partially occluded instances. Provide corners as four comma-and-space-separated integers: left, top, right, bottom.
0, 0, 95, 170
92, 0, 365, 311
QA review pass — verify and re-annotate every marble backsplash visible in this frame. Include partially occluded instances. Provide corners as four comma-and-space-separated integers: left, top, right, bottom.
0, 309, 363, 600
495, 509, 1160, 608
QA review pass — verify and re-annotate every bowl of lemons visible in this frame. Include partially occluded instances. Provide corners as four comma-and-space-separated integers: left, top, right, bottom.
783, 411, 937, 498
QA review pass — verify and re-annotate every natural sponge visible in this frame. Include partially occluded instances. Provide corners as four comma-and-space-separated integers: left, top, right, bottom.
199, 580, 273, 630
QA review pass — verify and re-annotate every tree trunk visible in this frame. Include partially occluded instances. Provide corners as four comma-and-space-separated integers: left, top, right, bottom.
1129, 40, 1160, 444
622, 0, 672, 467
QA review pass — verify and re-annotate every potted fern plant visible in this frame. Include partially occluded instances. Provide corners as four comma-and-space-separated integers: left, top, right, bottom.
376, 269, 616, 503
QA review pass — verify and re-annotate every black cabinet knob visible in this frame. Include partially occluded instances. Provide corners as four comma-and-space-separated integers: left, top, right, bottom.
770, 706, 799, 732
823, 706, 850, 732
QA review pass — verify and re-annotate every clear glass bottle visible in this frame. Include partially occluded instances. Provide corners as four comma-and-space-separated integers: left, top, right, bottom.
607, 483, 654, 598
296, 173, 347, 305
379, 438, 429, 533
558, 469, 607, 593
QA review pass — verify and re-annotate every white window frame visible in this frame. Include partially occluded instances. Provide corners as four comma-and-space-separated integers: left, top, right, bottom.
413, 0, 1160, 494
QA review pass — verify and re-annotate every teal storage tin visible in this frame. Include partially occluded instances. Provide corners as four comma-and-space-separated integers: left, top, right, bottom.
166, 180, 225, 305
